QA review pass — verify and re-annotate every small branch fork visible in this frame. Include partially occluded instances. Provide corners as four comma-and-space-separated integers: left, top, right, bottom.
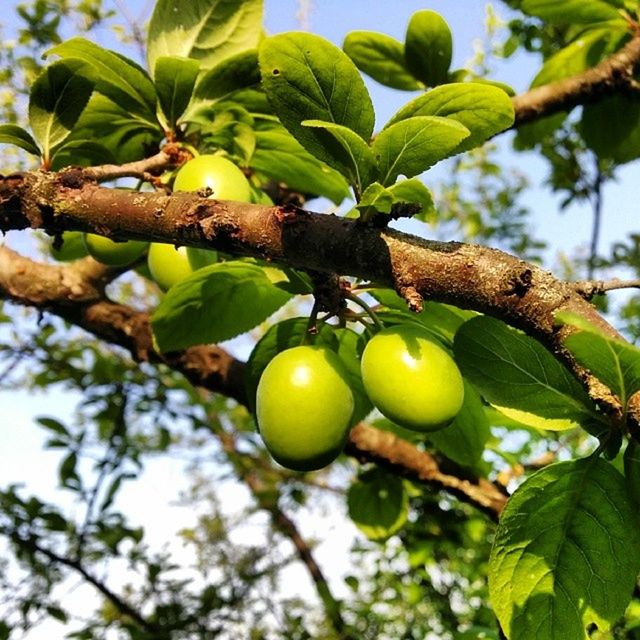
574, 278, 640, 299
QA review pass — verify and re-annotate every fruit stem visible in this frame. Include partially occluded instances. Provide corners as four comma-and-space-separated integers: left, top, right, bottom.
345, 292, 383, 330
300, 300, 321, 345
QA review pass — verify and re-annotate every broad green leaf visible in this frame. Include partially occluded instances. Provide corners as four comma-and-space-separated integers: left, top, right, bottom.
259, 32, 374, 167
192, 49, 260, 103
582, 95, 640, 164
302, 119, 377, 192
404, 10, 452, 87
372, 115, 469, 185
386, 83, 514, 154
343, 31, 421, 90
50, 139, 116, 171
155, 56, 200, 130
490, 406, 584, 432
47, 38, 157, 124
557, 312, 640, 408
251, 125, 350, 204
69, 94, 162, 164
151, 261, 293, 352
454, 316, 599, 430
28, 59, 95, 162
521, 0, 625, 24
147, 0, 263, 72
624, 440, 640, 507
0, 124, 40, 156
245, 318, 340, 412
36, 417, 69, 437
427, 382, 490, 468
489, 458, 640, 640
347, 468, 409, 541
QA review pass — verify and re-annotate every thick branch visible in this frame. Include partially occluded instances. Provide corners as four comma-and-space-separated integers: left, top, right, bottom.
0, 172, 624, 417
513, 32, 640, 126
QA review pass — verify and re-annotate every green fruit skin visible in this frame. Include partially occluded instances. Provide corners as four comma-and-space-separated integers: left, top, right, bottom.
147, 243, 195, 291
256, 345, 355, 471
49, 231, 89, 262
173, 155, 252, 202
361, 325, 464, 432
83, 233, 148, 267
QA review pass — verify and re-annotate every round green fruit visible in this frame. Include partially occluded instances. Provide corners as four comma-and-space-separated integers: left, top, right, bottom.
173, 155, 252, 202
83, 233, 148, 267
147, 243, 195, 291
256, 345, 355, 471
49, 231, 89, 262
360, 324, 464, 432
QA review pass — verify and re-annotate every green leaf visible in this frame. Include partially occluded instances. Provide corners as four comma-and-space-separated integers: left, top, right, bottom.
59, 451, 81, 490
356, 183, 395, 215
427, 382, 490, 468
0, 124, 40, 156
151, 261, 293, 352
404, 10, 453, 87
530, 27, 628, 88
50, 139, 116, 171
251, 124, 350, 204
582, 95, 640, 164
355, 179, 434, 219
245, 318, 340, 413
624, 440, 640, 507
371, 115, 469, 186
69, 94, 162, 164
386, 83, 514, 154
489, 458, 640, 640
453, 316, 600, 431
387, 178, 435, 221
154, 56, 200, 130
343, 31, 421, 90
192, 49, 260, 104
28, 59, 95, 162
36, 417, 69, 437
259, 32, 375, 167
558, 314, 640, 408
302, 119, 377, 192
520, 0, 625, 24
46, 38, 157, 124
147, 0, 264, 72
347, 468, 409, 541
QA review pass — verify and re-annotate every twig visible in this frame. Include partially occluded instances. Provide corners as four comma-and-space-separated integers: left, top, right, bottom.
574, 278, 640, 299
10, 534, 155, 633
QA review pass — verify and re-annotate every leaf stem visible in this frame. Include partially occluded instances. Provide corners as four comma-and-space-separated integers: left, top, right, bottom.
345, 292, 383, 330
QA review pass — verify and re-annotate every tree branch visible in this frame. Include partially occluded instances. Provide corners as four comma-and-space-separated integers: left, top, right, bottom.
512, 31, 640, 126
0, 171, 626, 419
574, 278, 640, 299
11, 534, 155, 633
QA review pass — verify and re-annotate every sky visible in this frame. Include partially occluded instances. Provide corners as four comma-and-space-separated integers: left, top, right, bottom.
0, 0, 639, 637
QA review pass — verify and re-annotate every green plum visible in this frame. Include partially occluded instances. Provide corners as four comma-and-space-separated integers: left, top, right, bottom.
83, 233, 148, 266
361, 324, 464, 432
147, 243, 195, 291
49, 231, 89, 262
256, 345, 355, 471
173, 154, 252, 201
